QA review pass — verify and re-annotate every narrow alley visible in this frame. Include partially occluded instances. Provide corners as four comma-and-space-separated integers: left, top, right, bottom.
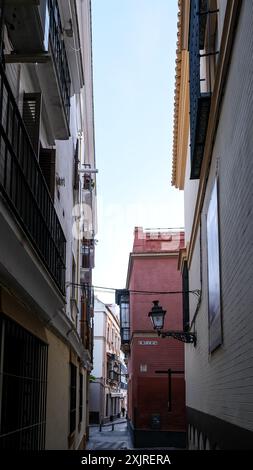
0, 0, 252, 460
87, 419, 131, 451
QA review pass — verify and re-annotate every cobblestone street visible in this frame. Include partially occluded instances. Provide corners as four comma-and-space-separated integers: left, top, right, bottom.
86, 420, 132, 450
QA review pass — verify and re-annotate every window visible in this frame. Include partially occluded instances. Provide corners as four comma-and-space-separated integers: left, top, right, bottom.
79, 373, 83, 425
107, 326, 110, 344
71, 258, 76, 300
140, 364, 147, 373
73, 140, 79, 191
39, 147, 56, 201
115, 290, 130, 344
69, 363, 77, 434
22, 92, 41, 157
0, 315, 48, 450
207, 178, 222, 352
189, 0, 212, 179
182, 260, 190, 331
105, 394, 109, 417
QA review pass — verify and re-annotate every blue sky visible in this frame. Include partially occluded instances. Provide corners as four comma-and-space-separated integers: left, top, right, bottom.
91, 0, 184, 302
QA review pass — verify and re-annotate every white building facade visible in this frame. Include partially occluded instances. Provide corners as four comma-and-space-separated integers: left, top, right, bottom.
172, 0, 253, 450
0, 0, 96, 450
89, 298, 126, 424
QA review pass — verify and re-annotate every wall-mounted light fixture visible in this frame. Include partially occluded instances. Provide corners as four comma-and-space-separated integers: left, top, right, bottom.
148, 300, 197, 346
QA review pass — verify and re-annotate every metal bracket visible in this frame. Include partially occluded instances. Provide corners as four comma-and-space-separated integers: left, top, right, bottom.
158, 330, 197, 346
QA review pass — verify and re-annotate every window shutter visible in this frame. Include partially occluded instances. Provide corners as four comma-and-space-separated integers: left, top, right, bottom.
39, 147, 56, 201
22, 92, 41, 157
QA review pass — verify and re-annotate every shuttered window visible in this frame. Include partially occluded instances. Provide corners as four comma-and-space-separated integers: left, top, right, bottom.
39, 147, 56, 201
22, 92, 41, 157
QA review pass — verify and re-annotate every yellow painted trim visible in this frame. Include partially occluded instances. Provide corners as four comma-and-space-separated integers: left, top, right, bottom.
178, 247, 187, 272
175, 51, 189, 189
172, 0, 190, 189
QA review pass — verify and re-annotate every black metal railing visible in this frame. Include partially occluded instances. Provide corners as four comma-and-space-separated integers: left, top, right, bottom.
189, 0, 211, 179
0, 64, 66, 293
48, 0, 71, 123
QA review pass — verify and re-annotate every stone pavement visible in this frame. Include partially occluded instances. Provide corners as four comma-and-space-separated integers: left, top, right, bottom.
86, 419, 132, 450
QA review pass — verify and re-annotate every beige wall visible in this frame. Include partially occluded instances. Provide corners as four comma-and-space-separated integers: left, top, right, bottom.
45, 329, 69, 449
0, 287, 88, 449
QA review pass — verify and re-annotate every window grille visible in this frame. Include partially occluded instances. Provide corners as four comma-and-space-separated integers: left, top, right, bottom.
189, 0, 211, 179
0, 315, 48, 450
69, 363, 77, 434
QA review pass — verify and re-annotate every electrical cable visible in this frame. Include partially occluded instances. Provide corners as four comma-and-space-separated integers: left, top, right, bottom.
66, 282, 201, 297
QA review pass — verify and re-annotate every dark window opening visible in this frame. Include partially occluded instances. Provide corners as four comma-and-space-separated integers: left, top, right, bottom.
105, 394, 109, 417
39, 147, 56, 201
69, 363, 77, 434
182, 261, 190, 331
71, 258, 76, 300
73, 140, 79, 191
22, 92, 41, 158
79, 373, 83, 424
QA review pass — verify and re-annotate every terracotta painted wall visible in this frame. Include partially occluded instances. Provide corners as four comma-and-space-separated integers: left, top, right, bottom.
127, 229, 186, 432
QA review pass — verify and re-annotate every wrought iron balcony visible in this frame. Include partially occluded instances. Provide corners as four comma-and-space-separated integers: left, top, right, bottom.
121, 327, 130, 344
115, 289, 130, 346
189, 0, 211, 179
4, 0, 71, 139
0, 63, 66, 293
48, 0, 71, 124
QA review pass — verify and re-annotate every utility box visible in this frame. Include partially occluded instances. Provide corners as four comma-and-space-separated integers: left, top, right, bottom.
150, 414, 161, 430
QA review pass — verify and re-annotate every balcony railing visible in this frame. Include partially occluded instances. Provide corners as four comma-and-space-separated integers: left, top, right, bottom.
48, 0, 71, 124
3, 0, 71, 135
0, 63, 66, 294
189, 0, 211, 179
121, 327, 130, 344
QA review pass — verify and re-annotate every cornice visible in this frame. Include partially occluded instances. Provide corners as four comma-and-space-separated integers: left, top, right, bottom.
171, 0, 190, 189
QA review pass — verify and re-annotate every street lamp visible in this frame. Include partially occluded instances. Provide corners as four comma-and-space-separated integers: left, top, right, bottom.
148, 300, 196, 346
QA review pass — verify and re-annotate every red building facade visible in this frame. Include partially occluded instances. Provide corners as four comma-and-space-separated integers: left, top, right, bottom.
117, 227, 186, 448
